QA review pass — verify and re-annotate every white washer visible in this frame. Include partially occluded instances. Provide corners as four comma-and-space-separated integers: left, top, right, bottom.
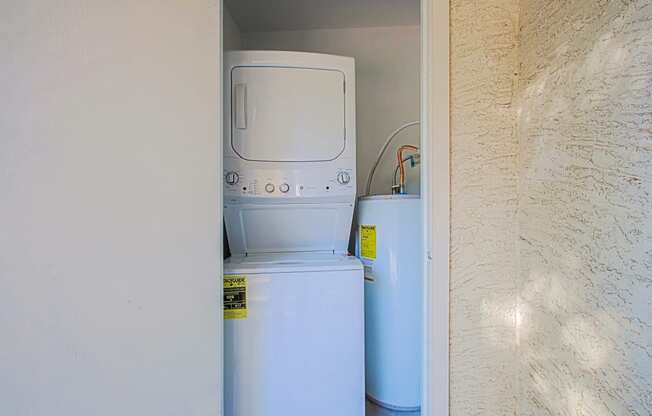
224, 253, 364, 416
222, 51, 363, 416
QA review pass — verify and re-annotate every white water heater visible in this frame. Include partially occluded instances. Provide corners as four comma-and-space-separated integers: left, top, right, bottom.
356, 195, 422, 411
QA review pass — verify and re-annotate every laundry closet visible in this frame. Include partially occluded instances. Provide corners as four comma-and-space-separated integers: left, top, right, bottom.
221, 2, 422, 415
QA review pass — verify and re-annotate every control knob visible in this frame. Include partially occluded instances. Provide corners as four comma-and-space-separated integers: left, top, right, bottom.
336, 171, 351, 185
225, 171, 239, 185
279, 183, 290, 193
265, 183, 275, 193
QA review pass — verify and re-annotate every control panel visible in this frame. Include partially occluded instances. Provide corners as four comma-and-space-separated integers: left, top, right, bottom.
223, 167, 355, 198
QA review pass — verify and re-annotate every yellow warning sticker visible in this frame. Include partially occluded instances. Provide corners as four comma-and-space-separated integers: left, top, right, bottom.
360, 225, 377, 260
224, 275, 247, 319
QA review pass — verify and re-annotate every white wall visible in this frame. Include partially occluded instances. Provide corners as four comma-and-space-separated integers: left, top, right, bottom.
243, 26, 421, 196
0, 2, 221, 415
224, 6, 242, 50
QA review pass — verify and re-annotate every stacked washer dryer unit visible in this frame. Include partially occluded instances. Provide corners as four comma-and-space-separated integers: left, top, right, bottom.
222, 51, 364, 416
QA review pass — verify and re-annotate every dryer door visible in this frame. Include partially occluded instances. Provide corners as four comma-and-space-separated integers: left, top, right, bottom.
230, 66, 346, 162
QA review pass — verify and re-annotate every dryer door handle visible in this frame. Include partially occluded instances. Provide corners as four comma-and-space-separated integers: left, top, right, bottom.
234, 83, 247, 130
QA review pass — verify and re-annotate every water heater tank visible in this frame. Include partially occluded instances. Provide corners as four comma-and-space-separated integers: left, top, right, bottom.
356, 195, 422, 411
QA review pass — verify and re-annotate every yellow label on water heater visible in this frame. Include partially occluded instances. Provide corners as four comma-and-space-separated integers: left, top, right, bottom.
224, 275, 247, 319
360, 225, 377, 260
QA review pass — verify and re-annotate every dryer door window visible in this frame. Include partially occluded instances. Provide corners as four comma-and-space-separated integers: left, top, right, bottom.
230, 66, 346, 162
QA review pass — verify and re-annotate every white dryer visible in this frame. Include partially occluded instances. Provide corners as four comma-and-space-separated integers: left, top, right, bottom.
222, 51, 363, 416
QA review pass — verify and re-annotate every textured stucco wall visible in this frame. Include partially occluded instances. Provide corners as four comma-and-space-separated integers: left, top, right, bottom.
450, 1, 519, 415
517, 1, 652, 415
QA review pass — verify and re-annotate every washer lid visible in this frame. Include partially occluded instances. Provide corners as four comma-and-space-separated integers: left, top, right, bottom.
224, 252, 362, 274
230, 66, 346, 162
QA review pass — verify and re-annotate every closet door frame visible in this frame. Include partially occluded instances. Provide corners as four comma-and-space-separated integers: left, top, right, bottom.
216, 1, 451, 415
420, 0, 450, 415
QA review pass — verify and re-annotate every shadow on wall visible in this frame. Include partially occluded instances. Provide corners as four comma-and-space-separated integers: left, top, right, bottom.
517, 0, 652, 414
